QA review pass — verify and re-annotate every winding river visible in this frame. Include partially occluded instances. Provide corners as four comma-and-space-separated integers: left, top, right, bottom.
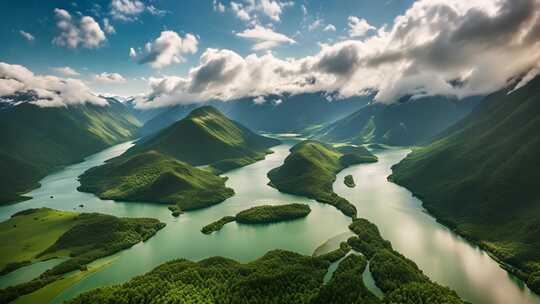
1, 140, 539, 304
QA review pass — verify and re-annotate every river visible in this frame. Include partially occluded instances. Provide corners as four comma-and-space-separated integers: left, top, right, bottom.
0, 141, 539, 304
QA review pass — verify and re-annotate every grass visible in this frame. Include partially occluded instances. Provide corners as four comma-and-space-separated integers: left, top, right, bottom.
389, 75, 540, 294
0, 209, 79, 271
123, 106, 280, 172
78, 151, 235, 211
0, 208, 165, 303
267, 140, 377, 217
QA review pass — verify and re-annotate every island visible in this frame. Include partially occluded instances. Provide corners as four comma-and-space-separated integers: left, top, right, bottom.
0, 208, 165, 303
344, 175, 355, 188
64, 217, 467, 304
267, 140, 377, 217
78, 151, 235, 211
201, 204, 312, 234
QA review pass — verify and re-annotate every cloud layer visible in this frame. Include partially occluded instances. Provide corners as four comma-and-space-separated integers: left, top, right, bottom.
0, 62, 105, 107
236, 25, 295, 50
138, 0, 540, 108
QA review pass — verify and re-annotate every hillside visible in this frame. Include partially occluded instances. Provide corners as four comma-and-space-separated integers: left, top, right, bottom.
0, 208, 165, 303
138, 93, 372, 136
124, 106, 280, 172
313, 96, 481, 146
267, 140, 377, 217
389, 75, 540, 293
0, 99, 141, 204
78, 151, 234, 211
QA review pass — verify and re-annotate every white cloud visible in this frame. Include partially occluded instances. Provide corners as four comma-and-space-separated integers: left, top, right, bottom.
323, 24, 336, 32
19, 30, 35, 42
213, 0, 226, 13
308, 18, 323, 31
103, 18, 115, 34
347, 16, 375, 38
236, 25, 295, 50
53, 8, 106, 49
137, 31, 199, 69
129, 47, 137, 58
137, 0, 540, 108
94, 72, 126, 83
253, 95, 266, 104
110, 0, 145, 21
0, 62, 106, 107
51, 66, 80, 77
301, 5, 307, 16
230, 0, 293, 23
147, 5, 168, 17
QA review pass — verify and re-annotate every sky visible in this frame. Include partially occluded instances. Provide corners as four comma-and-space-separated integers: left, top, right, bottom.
0, 0, 539, 108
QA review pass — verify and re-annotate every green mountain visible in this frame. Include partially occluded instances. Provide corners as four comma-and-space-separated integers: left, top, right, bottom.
312, 96, 481, 146
267, 140, 377, 217
138, 93, 372, 136
78, 151, 234, 211
0, 99, 141, 204
125, 106, 280, 172
389, 75, 540, 293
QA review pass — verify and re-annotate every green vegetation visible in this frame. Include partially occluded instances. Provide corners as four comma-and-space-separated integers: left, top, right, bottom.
66, 250, 330, 304
344, 175, 355, 188
78, 151, 234, 211
311, 254, 381, 304
124, 106, 280, 171
235, 203, 311, 224
201, 216, 236, 234
0, 208, 165, 303
317, 242, 351, 263
168, 205, 183, 217
0, 99, 141, 204
267, 140, 377, 217
346, 219, 466, 303
389, 75, 540, 294
312, 95, 481, 146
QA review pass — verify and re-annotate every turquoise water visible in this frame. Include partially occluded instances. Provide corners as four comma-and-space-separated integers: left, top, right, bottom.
0, 142, 539, 304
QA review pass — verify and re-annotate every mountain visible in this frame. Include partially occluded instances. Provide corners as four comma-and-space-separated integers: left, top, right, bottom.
389, 75, 540, 293
124, 106, 280, 172
267, 140, 377, 217
0, 98, 141, 204
138, 93, 372, 137
78, 151, 234, 211
312, 95, 481, 146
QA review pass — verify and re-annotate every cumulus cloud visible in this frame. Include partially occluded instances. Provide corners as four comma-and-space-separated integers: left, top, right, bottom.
236, 25, 295, 50
230, 0, 293, 23
135, 31, 199, 69
110, 0, 145, 21
0, 62, 106, 107
51, 66, 80, 77
348, 16, 375, 38
213, 0, 226, 13
103, 18, 115, 34
138, 0, 540, 108
52, 8, 106, 49
19, 30, 35, 42
323, 24, 336, 32
94, 72, 126, 83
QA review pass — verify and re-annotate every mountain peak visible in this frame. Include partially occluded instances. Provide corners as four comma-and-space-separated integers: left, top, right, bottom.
187, 105, 223, 118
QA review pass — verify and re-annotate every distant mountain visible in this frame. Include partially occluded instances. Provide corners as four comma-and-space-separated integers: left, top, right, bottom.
123, 106, 280, 172
78, 151, 234, 211
0, 98, 141, 204
389, 75, 540, 294
138, 93, 372, 137
312, 96, 481, 146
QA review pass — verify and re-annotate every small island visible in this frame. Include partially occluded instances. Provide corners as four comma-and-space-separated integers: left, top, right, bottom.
201, 216, 236, 234
0, 208, 165, 303
267, 140, 377, 218
201, 204, 311, 234
344, 175, 355, 188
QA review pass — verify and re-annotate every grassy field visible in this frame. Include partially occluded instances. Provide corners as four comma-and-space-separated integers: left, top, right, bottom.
0, 209, 78, 270
267, 140, 377, 217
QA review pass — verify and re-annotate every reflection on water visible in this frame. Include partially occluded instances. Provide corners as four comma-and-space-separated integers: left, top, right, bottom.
0, 143, 538, 304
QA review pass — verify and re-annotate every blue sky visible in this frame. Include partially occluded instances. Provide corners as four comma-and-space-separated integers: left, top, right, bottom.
0, 0, 415, 96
